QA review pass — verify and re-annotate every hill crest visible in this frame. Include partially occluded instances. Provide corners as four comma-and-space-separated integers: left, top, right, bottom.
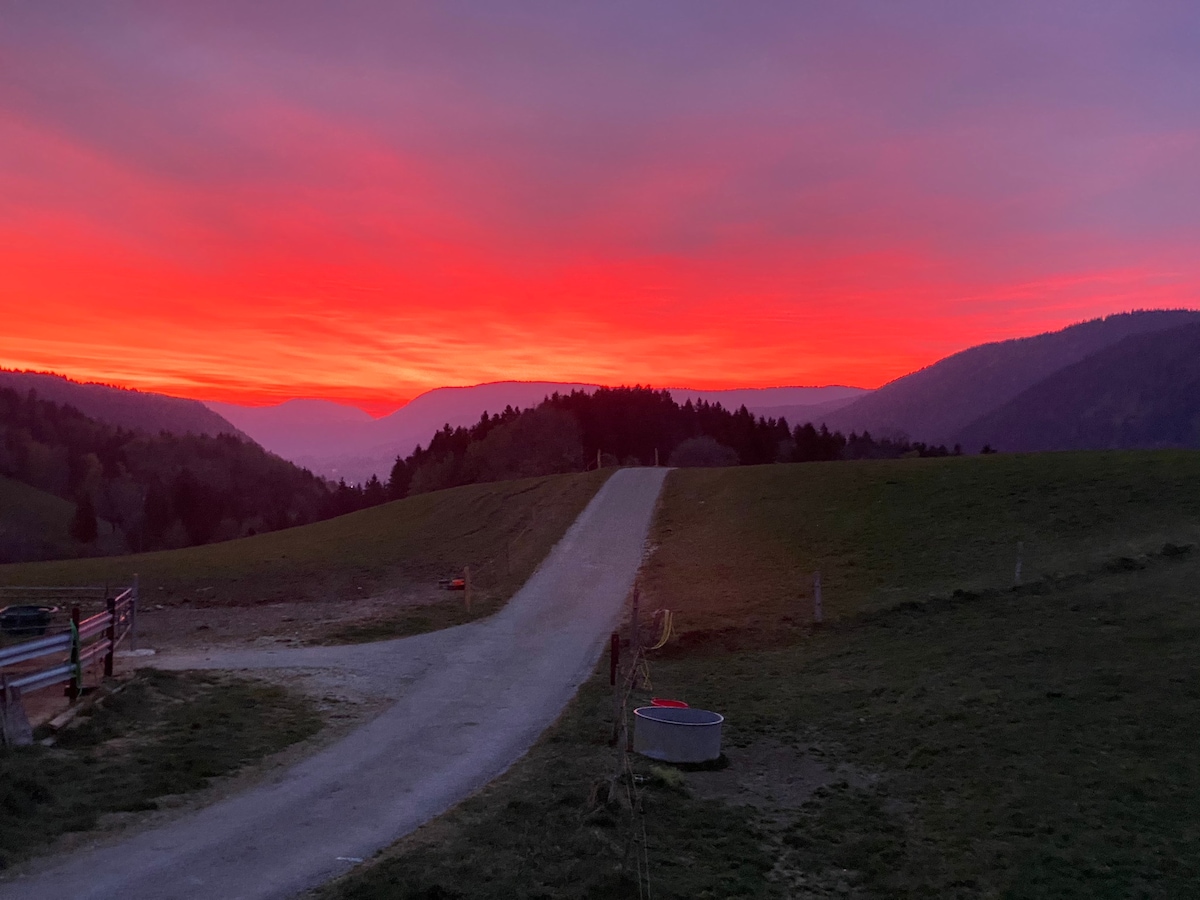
0, 370, 246, 440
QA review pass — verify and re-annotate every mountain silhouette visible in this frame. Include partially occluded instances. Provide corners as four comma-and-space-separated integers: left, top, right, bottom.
821, 310, 1200, 443
953, 321, 1200, 452
0, 370, 245, 440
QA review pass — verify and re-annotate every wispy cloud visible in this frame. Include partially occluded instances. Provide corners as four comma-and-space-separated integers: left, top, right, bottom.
2, 2, 1199, 407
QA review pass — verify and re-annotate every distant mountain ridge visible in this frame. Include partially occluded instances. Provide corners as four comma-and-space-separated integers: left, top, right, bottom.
954, 322, 1200, 452
0, 370, 247, 440
208, 382, 868, 482
821, 310, 1200, 445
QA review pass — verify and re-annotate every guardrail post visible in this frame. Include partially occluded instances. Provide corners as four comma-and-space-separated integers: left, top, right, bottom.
67, 606, 81, 702
131, 574, 139, 651
104, 595, 116, 678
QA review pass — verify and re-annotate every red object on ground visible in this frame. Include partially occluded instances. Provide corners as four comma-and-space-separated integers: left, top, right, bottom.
650, 698, 688, 708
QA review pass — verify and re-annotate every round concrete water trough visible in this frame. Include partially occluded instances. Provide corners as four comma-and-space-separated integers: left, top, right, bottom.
632, 706, 724, 763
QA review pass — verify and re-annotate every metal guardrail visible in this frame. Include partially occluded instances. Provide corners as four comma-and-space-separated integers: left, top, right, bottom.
8, 663, 75, 694
0, 632, 72, 668
0, 580, 138, 702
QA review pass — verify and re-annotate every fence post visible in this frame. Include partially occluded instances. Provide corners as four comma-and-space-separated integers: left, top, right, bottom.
104, 595, 116, 678
609, 632, 621, 744
610, 632, 620, 686
68, 605, 81, 702
131, 574, 139, 652
629, 583, 642, 689
463, 566, 472, 613
813, 572, 823, 625
630, 583, 641, 661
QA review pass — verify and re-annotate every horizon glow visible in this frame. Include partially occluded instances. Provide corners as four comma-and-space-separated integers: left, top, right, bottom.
3, 3, 1199, 414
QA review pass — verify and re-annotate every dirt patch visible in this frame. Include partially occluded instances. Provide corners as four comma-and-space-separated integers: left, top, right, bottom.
686, 739, 875, 816
684, 740, 882, 897
135, 584, 451, 652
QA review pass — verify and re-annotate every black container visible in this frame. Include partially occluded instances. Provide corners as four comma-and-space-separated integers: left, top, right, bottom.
0, 605, 58, 637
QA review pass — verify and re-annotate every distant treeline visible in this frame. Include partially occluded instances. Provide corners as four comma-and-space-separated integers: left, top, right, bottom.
0, 384, 961, 561
0, 386, 335, 557
321, 387, 958, 515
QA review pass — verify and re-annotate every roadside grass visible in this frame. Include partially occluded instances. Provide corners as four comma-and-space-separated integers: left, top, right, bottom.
321, 596, 506, 644
0, 471, 611, 636
0, 669, 320, 870
317, 450, 1200, 899
313, 675, 778, 900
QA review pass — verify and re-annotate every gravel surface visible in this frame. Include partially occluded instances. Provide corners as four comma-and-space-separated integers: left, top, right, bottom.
0, 467, 668, 900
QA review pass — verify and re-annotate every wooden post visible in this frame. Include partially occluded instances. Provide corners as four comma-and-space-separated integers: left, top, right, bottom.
104, 595, 116, 678
610, 632, 622, 743
813, 572, 823, 625
1014, 541, 1024, 586
629, 583, 642, 689
463, 566, 472, 613
610, 632, 620, 685
654, 447, 659, 467
68, 605, 81, 702
1, 676, 32, 748
131, 574, 139, 651
597, 448, 602, 470
630, 583, 641, 661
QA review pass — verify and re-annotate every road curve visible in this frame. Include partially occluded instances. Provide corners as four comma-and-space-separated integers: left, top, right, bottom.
1, 467, 668, 900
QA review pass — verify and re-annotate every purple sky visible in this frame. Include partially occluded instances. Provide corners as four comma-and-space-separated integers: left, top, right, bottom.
2, 2, 1198, 410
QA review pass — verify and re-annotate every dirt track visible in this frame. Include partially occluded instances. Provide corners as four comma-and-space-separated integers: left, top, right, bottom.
0, 467, 668, 900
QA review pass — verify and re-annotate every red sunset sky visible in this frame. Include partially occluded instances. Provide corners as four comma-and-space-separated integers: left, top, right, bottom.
3, 3, 1198, 415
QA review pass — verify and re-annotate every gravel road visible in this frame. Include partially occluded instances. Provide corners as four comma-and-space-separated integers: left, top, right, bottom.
0, 467, 668, 900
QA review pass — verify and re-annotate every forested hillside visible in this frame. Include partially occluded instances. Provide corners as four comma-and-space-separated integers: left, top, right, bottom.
370, 387, 952, 508
0, 387, 331, 559
954, 322, 1200, 452
823, 310, 1200, 443
0, 370, 245, 439
1, 383, 957, 560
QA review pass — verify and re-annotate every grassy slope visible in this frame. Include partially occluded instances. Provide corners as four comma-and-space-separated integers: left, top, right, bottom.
320, 450, 1200, 900
0, 670, 320, 869
0, 476, 120, 563
645, 451, 1200, 897
642, 451, 1200, 646
0, 471, 612, 615
0, 475, 74, 558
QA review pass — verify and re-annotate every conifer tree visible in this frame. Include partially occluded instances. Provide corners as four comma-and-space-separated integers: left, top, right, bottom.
70, 492, 99, 544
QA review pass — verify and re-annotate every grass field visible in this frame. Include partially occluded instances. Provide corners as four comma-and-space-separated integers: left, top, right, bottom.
642, 450, 1200, 648
0, 471, 611, 632
318, 450, 1200, 899
0, 669, 320, 870
0, 476, 121, 563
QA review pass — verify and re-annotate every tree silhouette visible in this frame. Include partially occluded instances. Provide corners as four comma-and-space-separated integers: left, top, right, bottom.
70, 492, 98, 544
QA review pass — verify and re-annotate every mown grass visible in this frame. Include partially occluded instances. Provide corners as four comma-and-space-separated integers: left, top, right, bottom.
318, 450, 1200, 899
0, 471, 612, 627
642, 451, 1200, 648
0, 669, 320, 870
